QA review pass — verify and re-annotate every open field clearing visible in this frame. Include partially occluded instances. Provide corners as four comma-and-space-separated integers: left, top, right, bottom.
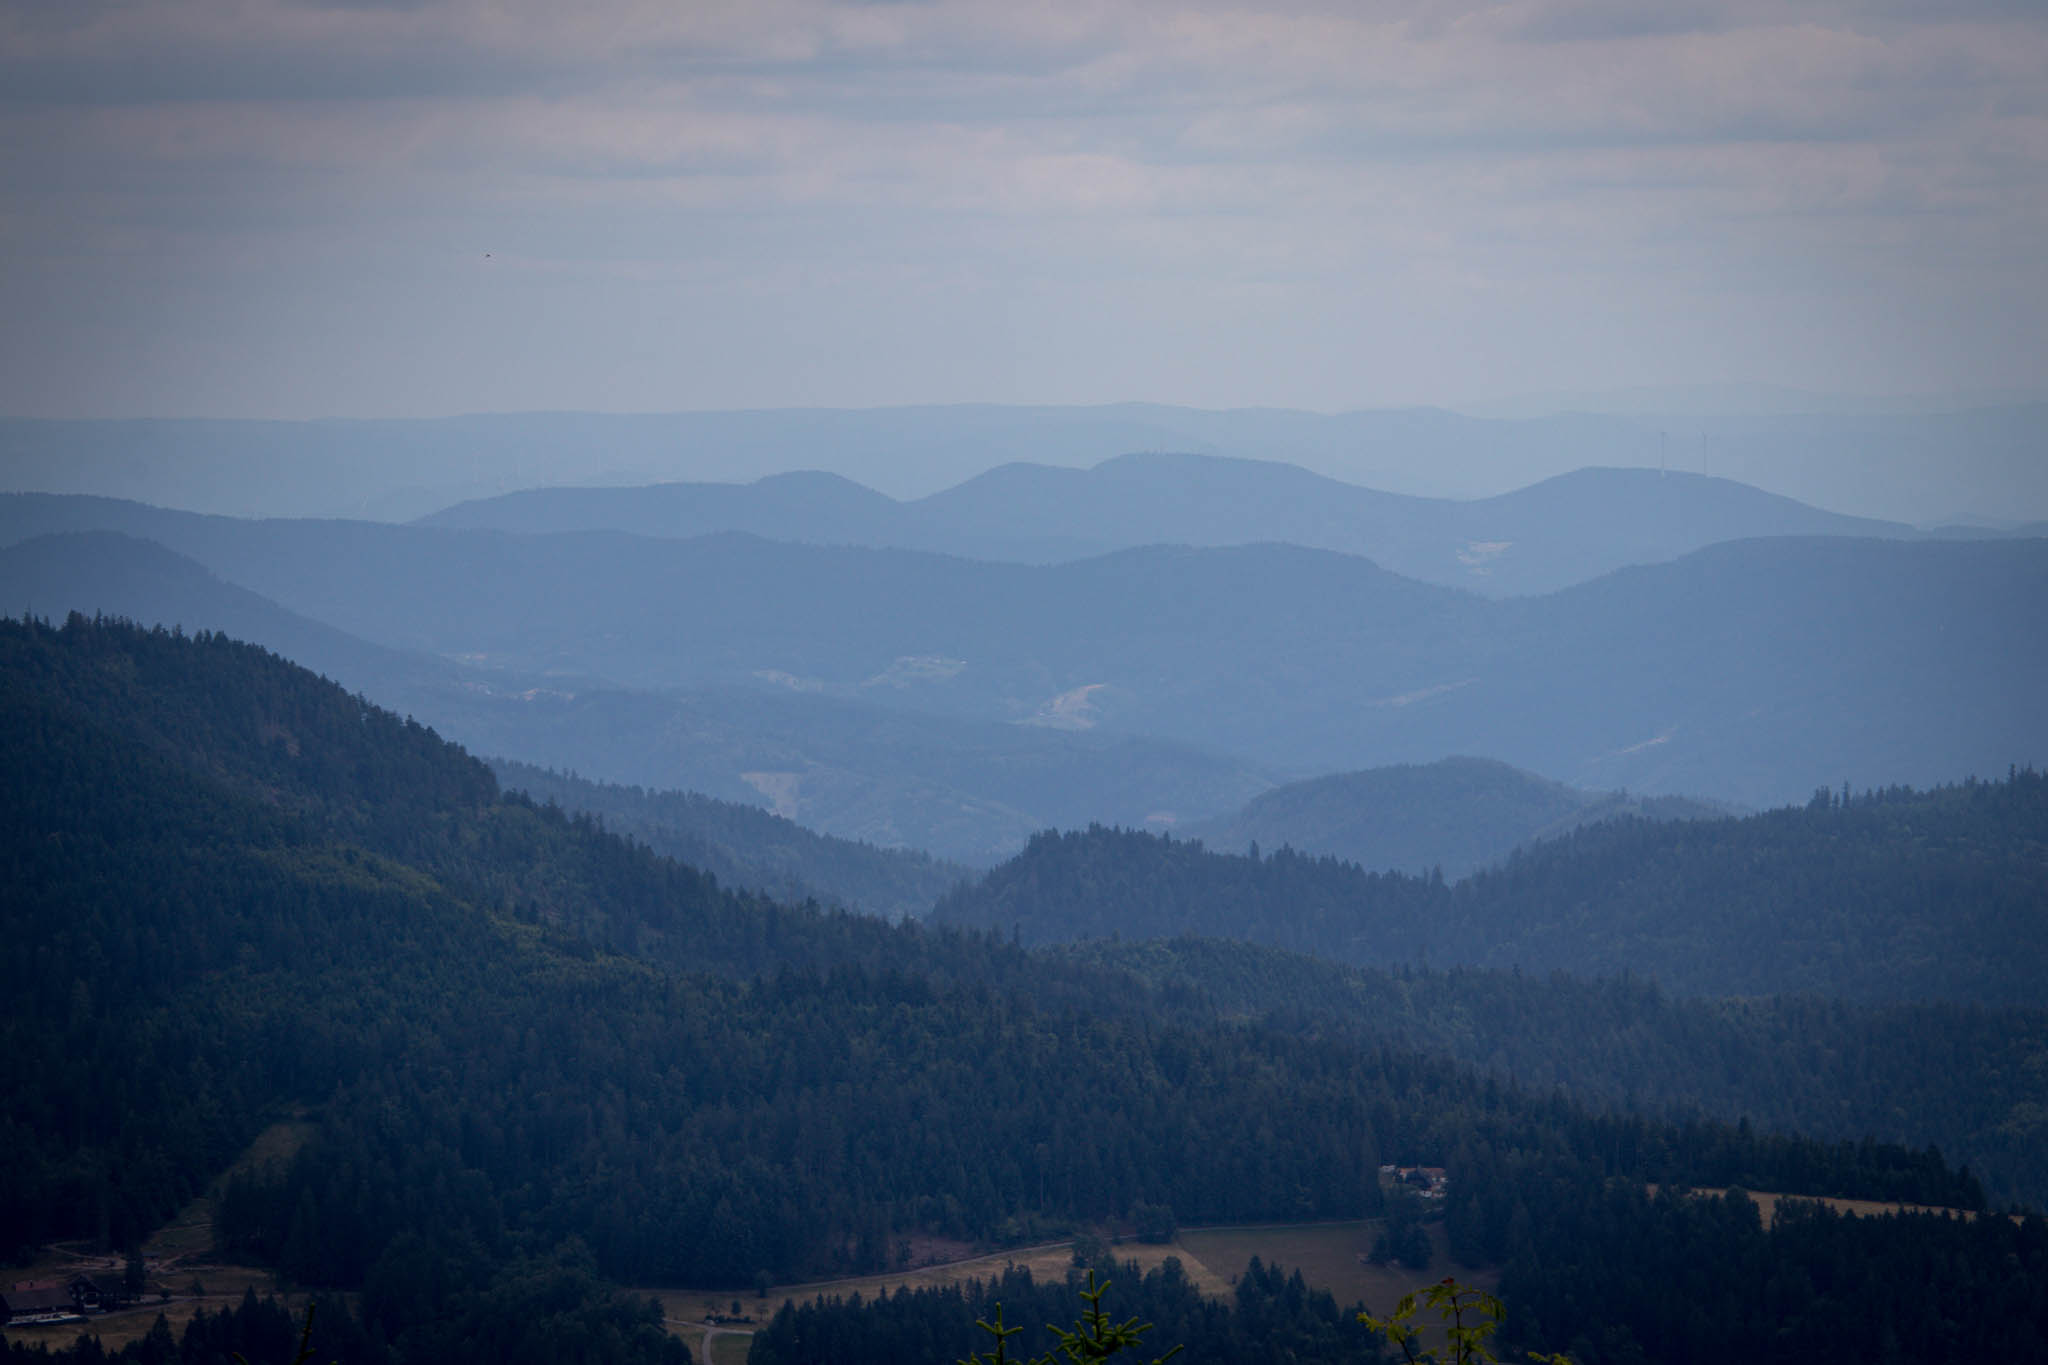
1665, 1187, 2030, 1227
651, 1217, 1492, 1348
647, 1239, 1185, 1326
1, 1284, 302, 1354
1175, 1220, 1494, 1316
4, 1116, 323, 1354
649, 1238, 1219, 1349
144, 1115, 317, 1266
704, 1328, 754, 1365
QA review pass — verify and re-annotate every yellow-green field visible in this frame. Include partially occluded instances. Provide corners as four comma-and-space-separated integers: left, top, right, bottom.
645, 1237, 1210, 1331
0, 1279, 295, 1355
145, 1116, 317, 1264
704, 1330, 754, 1365
1665, 1186, 2024, 1227
1174, 1219, 1492, 1316
24, 1151, 1488, 1364
4, 1117, 318, 1355
649, 1218, 1492, 1352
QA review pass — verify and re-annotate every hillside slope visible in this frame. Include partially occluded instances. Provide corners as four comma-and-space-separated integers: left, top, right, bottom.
1183, 755, 1729, 877
489, 759, 969, 918
0, 531, 1274, 860
1053, 937, 2048, 1208
5, 498, 2044, 807
14, 615, 1776, 1277
933, 776, 2048, 1005
7, 615, 2037, 1365
422, 456, 1919, 597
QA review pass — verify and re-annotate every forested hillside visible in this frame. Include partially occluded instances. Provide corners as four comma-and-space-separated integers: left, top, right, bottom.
4, 614, 2021, 1365
6, 496, 2045, 808
1183, 755, 1728, 878
747, 1256, 1370, 1365
0, 531, 1275, 861
1059, 938, 2048, 1208
934, 781, 2048, 1004
489, 759, 969, 918
750, 1205, 2048, 1365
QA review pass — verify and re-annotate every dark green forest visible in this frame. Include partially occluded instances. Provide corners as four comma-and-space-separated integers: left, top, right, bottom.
1182, 754, 1730, 880
933, 790, 2048, 1003
6, 615, 2046, 1365
1449, 1156, 2048, 1364
1056, 938, 2048, 1209
748, 1254, 1371, 1365
488, 758, 968, 920
748, 1193, 2048, 1365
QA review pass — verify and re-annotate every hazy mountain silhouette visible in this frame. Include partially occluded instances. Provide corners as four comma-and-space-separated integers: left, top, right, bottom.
937, 772, 2048, 1004
422, 455, 1920, 596
489, 758, 970, 919
0, 528, 1275, 861
7, 402, 2047, 523
1184, 755, 1732, 879
5, 497, 2043, 810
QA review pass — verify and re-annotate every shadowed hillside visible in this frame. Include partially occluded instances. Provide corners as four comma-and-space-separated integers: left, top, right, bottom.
934, 775, 2048, 1004
4, 499, 2044, 808
1183, 755, 1731, 878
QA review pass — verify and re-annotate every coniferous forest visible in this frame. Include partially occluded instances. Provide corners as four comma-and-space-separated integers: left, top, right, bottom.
12, 2, 2048, 1359
5, 615, 2048, 1365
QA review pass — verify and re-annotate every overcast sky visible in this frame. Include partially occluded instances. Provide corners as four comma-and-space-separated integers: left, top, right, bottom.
2, 0, 2043, 419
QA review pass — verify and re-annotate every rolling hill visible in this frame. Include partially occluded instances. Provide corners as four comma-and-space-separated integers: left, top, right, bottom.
1182, 755, 1730, 878
9, 613, 2043, 1365
8, 401, 2047, 524
0, 531, 1275, 861
5, 497, 2041, 809
421, 455, 1920, 597
13, 614, 1972, 1280
487, 759, 971, 918
932, 774, 2048, 1005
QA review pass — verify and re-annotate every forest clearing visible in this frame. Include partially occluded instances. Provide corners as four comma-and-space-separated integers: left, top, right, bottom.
645, 1216, 1492, 1351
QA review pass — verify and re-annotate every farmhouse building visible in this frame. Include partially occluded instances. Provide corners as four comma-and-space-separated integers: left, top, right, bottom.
66, 1275, 117, 1311
1, 1284, 80, 1325
1379, 1164, 1451, 1199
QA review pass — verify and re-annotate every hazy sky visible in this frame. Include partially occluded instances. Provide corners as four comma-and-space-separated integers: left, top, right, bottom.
2, 0, 2044, 419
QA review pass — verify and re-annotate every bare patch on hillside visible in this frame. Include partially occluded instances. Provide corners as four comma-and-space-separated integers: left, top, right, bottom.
1023, 683, 1109, 730
739, 771, 803, 819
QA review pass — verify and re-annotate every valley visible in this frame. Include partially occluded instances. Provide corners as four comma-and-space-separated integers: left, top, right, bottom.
4, 449, 2045, 1365
11, 1, 2048, 1355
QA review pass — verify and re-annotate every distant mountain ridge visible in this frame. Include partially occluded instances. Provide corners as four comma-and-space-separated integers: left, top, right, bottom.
1184, 756, 1733, 879
0, 531, 1275, 861
6, 401, 2046, 523
419, 454, 1922, 597
3, 500, 2043, 811
934, 772, 2048, 1005
488, 759, 970, 918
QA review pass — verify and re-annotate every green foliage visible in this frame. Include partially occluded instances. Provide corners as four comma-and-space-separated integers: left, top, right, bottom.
936, 772, 2048, 1004
961, 1271, 1183, 1365
753, 1256, 1364, 1365
0, 1290, 375, 1365
1361, 1278, 1570, 1365
12, 614, 2047, 1365
1062, 935, 2048, 1209
1369, 1193, 1432, 1271
1130, 1204, 1177, 1246
230, 1302, 325, 1365
1445, 1150, 2048, 1363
